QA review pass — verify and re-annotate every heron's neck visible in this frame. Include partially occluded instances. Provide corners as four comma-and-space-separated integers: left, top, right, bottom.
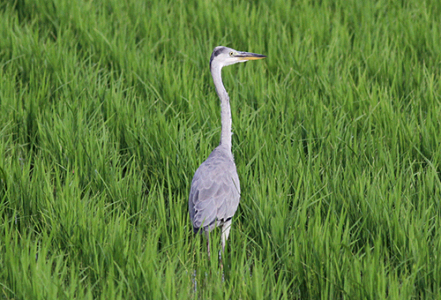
211, 65, 232, 150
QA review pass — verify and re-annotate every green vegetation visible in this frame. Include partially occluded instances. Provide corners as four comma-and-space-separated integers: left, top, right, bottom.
1, 0, 440, 298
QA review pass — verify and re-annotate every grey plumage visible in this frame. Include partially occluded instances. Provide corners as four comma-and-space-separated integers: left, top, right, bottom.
189, 145, 240, 231
188, 46, 266, 256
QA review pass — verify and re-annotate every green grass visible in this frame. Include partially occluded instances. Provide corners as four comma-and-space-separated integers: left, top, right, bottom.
1, 0, 441, 298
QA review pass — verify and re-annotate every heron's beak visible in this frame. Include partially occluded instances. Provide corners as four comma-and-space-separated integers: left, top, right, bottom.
236, 52, 266, 61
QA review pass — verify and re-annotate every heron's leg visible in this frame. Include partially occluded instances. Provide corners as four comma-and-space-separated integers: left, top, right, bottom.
221, 219, 232, 252
204, 230, 210, 259
219, 220, 232, 273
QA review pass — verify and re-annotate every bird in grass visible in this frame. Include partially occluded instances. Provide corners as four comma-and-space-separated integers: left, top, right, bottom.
189, 46, 266, 257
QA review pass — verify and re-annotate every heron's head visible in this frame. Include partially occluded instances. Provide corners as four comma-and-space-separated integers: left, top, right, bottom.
210, 46, 266, 69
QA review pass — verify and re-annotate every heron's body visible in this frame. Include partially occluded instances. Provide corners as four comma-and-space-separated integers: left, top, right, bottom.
188, 46, 265, 256
189, 144, 240, 248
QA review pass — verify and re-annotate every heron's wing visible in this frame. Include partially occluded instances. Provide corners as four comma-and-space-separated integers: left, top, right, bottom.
189, 152, 240, 232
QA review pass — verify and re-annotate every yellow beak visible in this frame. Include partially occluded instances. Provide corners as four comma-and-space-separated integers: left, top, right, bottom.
237, 51, 267, 61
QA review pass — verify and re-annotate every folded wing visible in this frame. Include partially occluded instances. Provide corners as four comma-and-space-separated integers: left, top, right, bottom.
189, 149, 240, 233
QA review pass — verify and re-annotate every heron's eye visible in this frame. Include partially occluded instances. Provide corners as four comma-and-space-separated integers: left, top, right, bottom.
229, 52, 234, 56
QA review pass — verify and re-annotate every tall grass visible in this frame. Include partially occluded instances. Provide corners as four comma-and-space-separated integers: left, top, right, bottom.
1, 0, 440, 298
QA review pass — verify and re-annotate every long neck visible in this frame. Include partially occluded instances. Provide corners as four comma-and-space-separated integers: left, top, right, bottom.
211, 64, 232, 150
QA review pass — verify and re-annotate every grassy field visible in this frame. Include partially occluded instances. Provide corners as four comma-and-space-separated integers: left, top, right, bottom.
1, 0, 441, 298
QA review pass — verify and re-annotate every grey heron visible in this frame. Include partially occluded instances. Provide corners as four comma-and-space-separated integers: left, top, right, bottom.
188, 46, 266, 257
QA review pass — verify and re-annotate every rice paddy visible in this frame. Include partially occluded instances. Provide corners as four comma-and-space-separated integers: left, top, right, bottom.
0, 0, 441, 298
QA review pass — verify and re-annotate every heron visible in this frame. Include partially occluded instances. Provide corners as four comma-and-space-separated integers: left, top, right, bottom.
188, 46, 266, 258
